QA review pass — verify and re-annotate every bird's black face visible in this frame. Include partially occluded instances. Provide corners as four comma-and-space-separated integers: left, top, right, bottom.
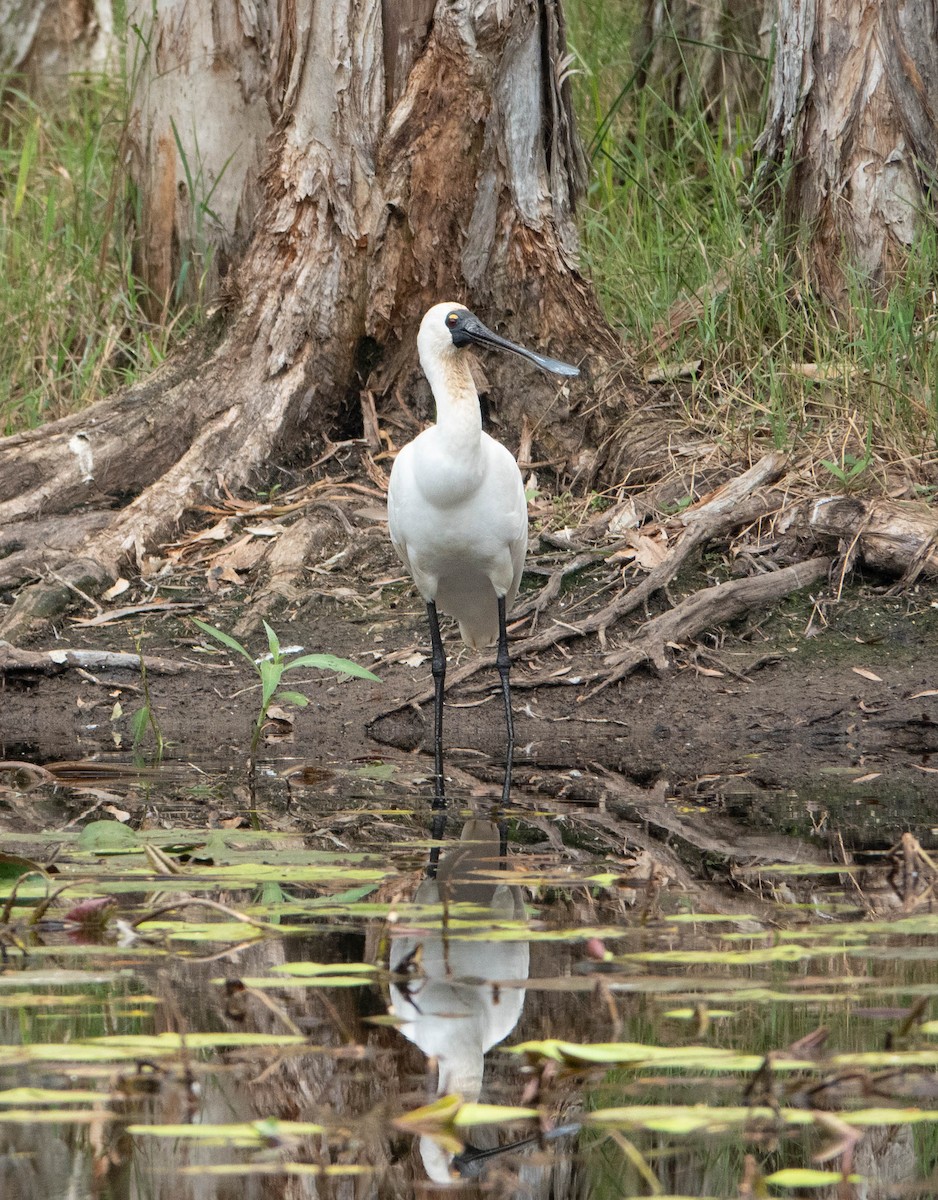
446, 309, 475, 347
445, 308, 579, 378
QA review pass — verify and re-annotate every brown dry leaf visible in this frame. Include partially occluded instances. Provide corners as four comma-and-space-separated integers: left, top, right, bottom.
851, 773, 882, 784
913, 764, 938, 774
852, 667, 883, 683
103, 804, 131, 822
243, 521, 283, 537
910, 689, 938, 699
606, 498, 639, 536
695, 666, 725, 678
203, 534, 267, 572
611, 531, 669, 571
102, 578, 130, 601
185, 517, 236, 544
266, 705, 295, 725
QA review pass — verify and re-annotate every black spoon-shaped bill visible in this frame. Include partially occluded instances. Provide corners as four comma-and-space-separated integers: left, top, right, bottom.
450, 311, 580, 378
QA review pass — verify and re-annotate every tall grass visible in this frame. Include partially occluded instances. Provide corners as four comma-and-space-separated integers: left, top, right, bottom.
567, 0, 938, 473
0, 75, 189, 434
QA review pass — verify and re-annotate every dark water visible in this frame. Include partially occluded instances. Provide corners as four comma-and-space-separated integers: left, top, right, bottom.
0, 749, 937, 1198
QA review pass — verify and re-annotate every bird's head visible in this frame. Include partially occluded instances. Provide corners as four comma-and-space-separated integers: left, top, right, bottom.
417, 302, 580, 377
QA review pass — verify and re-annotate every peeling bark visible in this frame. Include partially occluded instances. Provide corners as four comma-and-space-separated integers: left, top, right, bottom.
756, 0, 938, 308
124, 0, 279, 312
805, 494, 938, 580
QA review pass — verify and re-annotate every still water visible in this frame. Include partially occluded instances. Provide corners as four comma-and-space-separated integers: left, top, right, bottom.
0, 750, 936, 1198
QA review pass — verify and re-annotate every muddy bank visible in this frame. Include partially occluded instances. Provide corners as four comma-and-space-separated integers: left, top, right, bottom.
2, 558, 936, 817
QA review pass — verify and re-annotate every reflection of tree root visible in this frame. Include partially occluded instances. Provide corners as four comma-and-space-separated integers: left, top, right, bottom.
886, 833, 938, 911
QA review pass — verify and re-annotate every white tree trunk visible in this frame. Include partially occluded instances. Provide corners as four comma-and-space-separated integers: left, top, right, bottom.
124, 0, 279, 312
756, 0, 938, 307
0, 0, 114, 85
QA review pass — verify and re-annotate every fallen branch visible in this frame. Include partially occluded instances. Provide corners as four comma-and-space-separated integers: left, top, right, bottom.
588, 556, 831, 694
0, 640, 193, 677
806, 495, 938, 584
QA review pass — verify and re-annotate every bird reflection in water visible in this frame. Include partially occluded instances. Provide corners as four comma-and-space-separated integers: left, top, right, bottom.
388, 818, 530, 1184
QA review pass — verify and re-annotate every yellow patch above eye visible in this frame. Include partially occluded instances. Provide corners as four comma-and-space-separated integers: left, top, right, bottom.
447, 312, 459, 324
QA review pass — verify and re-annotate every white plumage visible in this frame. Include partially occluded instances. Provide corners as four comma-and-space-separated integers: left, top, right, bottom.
388, 304, 529, 647
387, 302, 579, 803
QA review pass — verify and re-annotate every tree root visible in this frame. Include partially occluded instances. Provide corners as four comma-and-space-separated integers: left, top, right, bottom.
584, 555, 832, 695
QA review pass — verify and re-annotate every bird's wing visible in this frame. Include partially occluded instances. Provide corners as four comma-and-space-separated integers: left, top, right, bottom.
485, 437, 528, 599
386, 444, 414, 573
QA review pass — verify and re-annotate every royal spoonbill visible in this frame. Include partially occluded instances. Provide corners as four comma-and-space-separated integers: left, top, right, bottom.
387, 302, 579, 805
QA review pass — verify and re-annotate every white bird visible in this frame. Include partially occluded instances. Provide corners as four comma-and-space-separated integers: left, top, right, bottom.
387, 302, 579, 806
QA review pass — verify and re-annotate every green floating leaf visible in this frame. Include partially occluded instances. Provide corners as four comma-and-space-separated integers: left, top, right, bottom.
134, 921, 273, 943
0, 1087, 106, 1106
0, 1031, 310, 1065
179, 1162, 374, 1178
232, 975, 374, 990
452, 1103, 537, 1127
0, 969, 129, 988
588, 1105, 938, 1135
509, 1039, 800, 1073
588, 1105, 813, 1134
765, 1168, 865, 1186
128, 1119, 324, 1142
78, 821, 138, 852
616, 945, 819, 965
271, 962, 377, 978
0, 1108, 112, 1125
0, 854, 43, 884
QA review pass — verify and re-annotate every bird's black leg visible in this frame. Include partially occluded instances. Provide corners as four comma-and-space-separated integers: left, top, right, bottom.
426, 600, 447, 873
496, 594, 515, 811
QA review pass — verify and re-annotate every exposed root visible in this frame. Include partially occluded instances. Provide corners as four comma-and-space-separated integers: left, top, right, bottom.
586, 556, 832, 694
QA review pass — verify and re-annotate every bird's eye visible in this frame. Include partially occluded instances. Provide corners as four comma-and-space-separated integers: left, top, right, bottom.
446, 312, 459, 326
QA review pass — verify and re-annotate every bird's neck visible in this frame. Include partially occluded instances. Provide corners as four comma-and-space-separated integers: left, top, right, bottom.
424, 353, 482, 449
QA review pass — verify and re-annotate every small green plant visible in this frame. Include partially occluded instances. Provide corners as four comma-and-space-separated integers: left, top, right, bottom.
192, 619, 380, 755
819, 423, 874, 490
129, 634, 166, 759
